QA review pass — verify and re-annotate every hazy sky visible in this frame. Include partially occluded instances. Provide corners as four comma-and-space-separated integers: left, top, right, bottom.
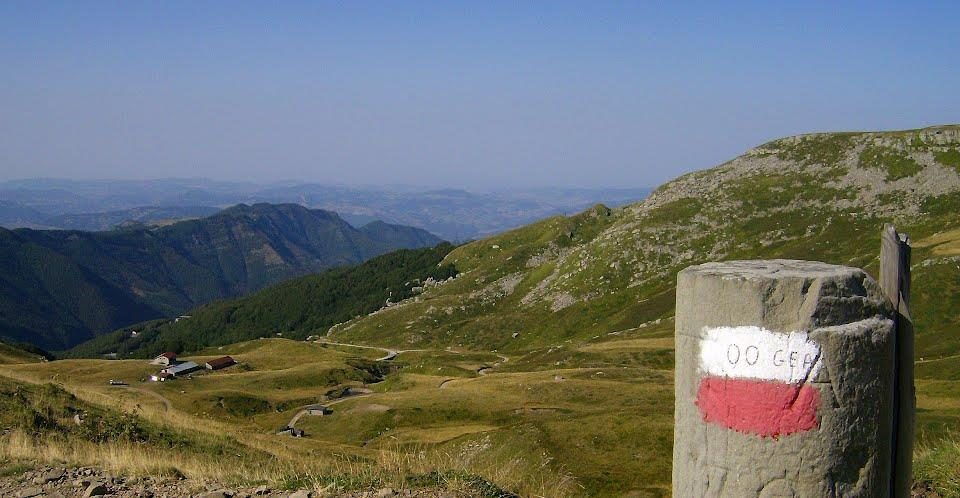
1, 1, 957, 189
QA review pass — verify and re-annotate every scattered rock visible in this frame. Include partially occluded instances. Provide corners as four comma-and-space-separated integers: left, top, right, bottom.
912, 480, 943, 498
0, 464, 476, 497
32, 468, 64, 484
83, 481, 109, 497
16, 487, 44, 498
199, 490, 234, 498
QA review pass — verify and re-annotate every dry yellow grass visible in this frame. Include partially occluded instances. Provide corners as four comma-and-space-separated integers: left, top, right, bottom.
369, 425, 498, 446
577, 337, 674, 352
915, 228, 960, 256
0, 340, 597, 496
0, 343, 42, 365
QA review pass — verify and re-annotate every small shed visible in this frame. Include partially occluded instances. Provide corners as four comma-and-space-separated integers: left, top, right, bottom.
205, 356, 237, 371
276, 426, 306, 437
151, 352, 177, 366
162, 361, 201, 377
150, 372, 173, 382
304, 404, 332, 416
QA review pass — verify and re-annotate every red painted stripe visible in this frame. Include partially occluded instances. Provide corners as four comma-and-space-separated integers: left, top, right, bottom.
695, 376, 820, 438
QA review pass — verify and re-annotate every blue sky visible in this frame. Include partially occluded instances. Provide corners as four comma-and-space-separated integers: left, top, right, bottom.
0, 1, 957, 188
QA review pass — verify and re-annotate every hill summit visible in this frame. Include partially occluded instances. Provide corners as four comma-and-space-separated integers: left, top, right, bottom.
328, 125, 960, 359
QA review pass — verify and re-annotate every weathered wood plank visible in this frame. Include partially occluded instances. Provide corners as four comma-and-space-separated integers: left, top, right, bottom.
880, 224, 914, 498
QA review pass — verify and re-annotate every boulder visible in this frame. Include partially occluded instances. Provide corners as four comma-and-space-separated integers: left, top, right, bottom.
16, 488, 43, 498
33, 468, 64, 484
198, 490, 234, 498
83, 481, 109, 497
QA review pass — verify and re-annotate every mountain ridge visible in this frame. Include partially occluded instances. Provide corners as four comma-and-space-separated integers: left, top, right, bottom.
0, 180, 651, 240
0, 203, 442, 350
325, 124, 960, 360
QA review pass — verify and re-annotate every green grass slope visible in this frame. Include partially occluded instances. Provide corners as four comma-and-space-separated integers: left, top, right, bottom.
331, 125, 960, 355
320, 125, 960, 494
0, 342, 46, 365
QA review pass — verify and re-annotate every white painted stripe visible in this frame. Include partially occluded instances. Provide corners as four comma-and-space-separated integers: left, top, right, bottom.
699, 326, 822, 384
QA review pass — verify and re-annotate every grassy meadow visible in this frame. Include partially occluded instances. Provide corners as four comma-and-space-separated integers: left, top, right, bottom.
2, 331, 958, 496
0, 335, 679, 497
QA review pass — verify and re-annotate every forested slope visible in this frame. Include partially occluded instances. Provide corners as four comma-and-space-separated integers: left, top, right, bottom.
0, 203, 441, 349
66, 243, 457, 358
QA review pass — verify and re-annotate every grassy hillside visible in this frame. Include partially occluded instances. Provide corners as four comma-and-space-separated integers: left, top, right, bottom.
330, 126, 960, 354
0, 342, 46, 365
320, 125, 960, 494
3, 126, 960, 496
0, 203, 442, 350
0, 340, 522, 496
66, 244, 458, 359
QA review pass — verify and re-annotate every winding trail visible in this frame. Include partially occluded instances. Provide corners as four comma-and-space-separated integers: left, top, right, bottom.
916, 353, 960, 364
313, 340, 430, 361
286, 339, 513, 430
438, 378, 455, 389
286, 393, 374, 428
479, 353, 510, 376
119, 385, 173, 412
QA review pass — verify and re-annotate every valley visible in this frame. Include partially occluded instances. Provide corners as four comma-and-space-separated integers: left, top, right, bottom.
0, 337, 675, 497
0, 203, 441, 350
2, 126, 960, 496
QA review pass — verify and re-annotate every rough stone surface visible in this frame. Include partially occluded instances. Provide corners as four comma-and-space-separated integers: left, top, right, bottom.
199, 490, 235, 498
16, 487, 44, 498
0, 464, 498, 497
82, 482, 109, 497
34, 468, 64, 484
673, 259, 896, 497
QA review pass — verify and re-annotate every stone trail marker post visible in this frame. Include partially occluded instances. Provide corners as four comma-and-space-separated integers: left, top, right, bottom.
672, 255, 911, 497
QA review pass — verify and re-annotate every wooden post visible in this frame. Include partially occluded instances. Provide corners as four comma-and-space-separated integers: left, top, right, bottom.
880, 224, 915, 498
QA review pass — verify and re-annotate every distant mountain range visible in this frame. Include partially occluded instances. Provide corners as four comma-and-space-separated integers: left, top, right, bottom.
44, 206, 222, 231
0, 180, 650, 240
0, 203, 441, 350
